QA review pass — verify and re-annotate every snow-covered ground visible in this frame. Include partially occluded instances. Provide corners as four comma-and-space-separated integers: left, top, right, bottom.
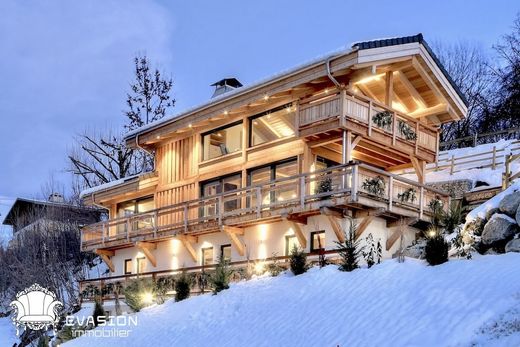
66, 254, 520, 347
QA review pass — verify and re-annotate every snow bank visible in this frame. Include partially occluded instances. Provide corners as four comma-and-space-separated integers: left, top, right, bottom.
66, 254, 520, 347
0, 317, 17, 346
467, 182, 520, 222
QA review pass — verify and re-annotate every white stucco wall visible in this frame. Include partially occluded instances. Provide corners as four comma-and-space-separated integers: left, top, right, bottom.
107, 215, 418, 277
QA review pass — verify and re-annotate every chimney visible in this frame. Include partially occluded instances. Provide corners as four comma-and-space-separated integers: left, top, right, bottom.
211, 78, 243, 98
48, 193, 65, 203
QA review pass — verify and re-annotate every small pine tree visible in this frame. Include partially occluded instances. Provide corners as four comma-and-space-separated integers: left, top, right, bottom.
210, 255, 233, 294
37, 335, 49, 347
266, 252, 284, 276
289, 245, 307, 275
425, 235, 449, 266
362, 233, 376, 268
175, 272, 191, 302
124, 278, 155, 312
92, 300, 105, 327
376, 240, 382, 264
336, 222, 363, 272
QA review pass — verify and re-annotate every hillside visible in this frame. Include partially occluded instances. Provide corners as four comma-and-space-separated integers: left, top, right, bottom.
66, 254, 520, 347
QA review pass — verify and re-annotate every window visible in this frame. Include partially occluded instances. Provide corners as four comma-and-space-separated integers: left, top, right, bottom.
124, 259, 132, 275
137, 257, 146, 274
310, 231, 325, 253
285, 235, 300, 255
315, 156, 339, 171
249, 103, 295, 146
202, 121, 243, 161
200, 173, 241, 217
221, 244, 232, 262
202, 247, 213, 266
248, 158, 298, 206
312, 156, 340, 195
116, 196, 155, 233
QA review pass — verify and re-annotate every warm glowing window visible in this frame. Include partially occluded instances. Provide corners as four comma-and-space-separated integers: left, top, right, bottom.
221, 244, 232, 262
285, 235, 300, 255
202, 121, 243, 160
248, 158, 298, 206
249, 103, 295, 146
310, 231, 325, 252
137, 257, 146, 274
202, 247, 213, 266
124, 259, 132, 274
116, 196, 155, 233
200, 174, 241, 216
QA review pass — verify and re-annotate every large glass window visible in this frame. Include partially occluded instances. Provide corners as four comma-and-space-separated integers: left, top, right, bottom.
221, 244, 232, 262
200, 174, 241, 217
248, 158, 298, 206
116, 196, 154, 233
124, 259, 132, 275
202, 121, 243, 161
285, 235, 300, 255
310, 231, 325, 253
250, 104, 296, 146
137, 257, 146, 274
202, 247, 213, 266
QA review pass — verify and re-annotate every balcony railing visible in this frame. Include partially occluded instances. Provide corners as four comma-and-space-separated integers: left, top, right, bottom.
81, 163, 449, 251
298, 90, 438, 154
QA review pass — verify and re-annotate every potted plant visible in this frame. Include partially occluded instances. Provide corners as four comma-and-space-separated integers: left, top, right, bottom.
361, 176, 386, 197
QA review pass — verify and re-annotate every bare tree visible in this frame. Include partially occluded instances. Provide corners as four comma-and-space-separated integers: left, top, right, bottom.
125, 54, 175, 131
431, 40, 494, 146
68, 129, 140, 190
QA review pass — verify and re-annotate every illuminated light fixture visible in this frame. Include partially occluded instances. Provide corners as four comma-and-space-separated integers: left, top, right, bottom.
286, 106, 292, 113
291, 193, 297, 199
188, 123, 193, 128
254, 261, 265, 275
278, 196, 284, 202
324, 88, 329, 94
141, 292, 154, 305
427, 229, 437, 238
217, 133, 222, 137
354, 74, 384, 85
224, 110, 229, 115
253, 121, 258, 125
156, 135, 161, 139
392, 101, 407, 113
263, 94, 269, 101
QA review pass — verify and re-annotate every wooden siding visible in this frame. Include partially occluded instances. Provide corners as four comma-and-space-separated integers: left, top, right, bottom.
156, 135, 198, 187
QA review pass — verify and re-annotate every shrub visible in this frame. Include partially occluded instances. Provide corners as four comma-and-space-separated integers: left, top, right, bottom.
362, 233, 382, 268
289, 245, 307, 275
315, 177, 333, 198
266, 253, 284, 276
92, 300, 105, 327
397, 187, 417, 203
425, 235, 449, 266
210, 255, 233, 294
372, 110, 393, 130
155, 276, 175, 304
361, 176, 386, 196
443, 202, 465, 234
336, 222, 363, 272
175, 272, 191, 302
124, 278, 155, 312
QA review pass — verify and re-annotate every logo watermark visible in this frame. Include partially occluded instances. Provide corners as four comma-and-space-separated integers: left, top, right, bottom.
65, 315, 138, 338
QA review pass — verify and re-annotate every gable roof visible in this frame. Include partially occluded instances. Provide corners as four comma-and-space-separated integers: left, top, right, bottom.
352, 34, 468, 106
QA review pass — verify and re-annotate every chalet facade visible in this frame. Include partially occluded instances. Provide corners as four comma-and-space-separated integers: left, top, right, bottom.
79, 34, 467, 302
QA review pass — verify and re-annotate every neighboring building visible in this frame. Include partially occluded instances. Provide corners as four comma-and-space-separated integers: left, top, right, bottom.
79, 34, 467, 305
2, 194, 102, 235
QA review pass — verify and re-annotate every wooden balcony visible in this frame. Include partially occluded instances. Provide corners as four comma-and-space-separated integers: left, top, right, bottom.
298, 90, 439, 163
81, 163, 449, 252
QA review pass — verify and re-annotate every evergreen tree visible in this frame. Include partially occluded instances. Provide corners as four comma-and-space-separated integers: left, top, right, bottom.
289, 245, 307, 275
175, 272, 191, 302
425, 235, 449, 266
92, 300, 105, 327
336, 222, 363, 272
210, 255, 232, 294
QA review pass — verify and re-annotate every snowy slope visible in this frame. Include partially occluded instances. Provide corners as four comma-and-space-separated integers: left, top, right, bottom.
66, 254, 520, 347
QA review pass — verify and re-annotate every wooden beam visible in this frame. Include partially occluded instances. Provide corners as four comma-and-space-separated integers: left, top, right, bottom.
387, 162, 414, 172
327, 216, 346, 243
410, 155, 426, 184
385, 71, 394, 107
284, 213, 308, 225
351, 135, 362, 150
409, 103, 449, 119
385, 218, 418, 250
412, 57, 445, 103
135, 241, 157, 267
386, 229, 402, 251
395, 71, 427, 109
355, 215, 374, 241
319, 206, 344, 218
353, 208, 386, 218
223, 226, 245, 235
223, 226, 245, 256
178, 234, 198, 262
95, 250, 114, 272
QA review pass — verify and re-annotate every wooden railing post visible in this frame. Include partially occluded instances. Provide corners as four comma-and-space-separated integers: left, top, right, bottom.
419, 187, 424, 219
388, 176, 394, 211
102, 223, 106, 245
492, 146, 497, 170
299, 176, 305, 209
218, 196, 223, 226
126, 218, 131, 242
184, 205, 188, 233
392, 112, 397, 145
153, 210, 158, 238
255, 187, 262, 219
415, 121, 419, 155
351, 165, 358, 201
450, 155, 455, 175
368, 101, 373, 136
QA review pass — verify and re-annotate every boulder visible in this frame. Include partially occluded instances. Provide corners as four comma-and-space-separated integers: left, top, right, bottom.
485, 207, 499, 221
481, 214, 518, 245
516, 204, 520, 226
498, 191, 520, 216
505, 238, 520, 253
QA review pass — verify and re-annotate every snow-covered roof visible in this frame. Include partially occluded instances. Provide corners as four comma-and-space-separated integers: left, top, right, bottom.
79, 174, 142, 198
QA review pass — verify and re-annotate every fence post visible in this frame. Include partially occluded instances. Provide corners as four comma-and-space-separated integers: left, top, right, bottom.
388, 176, 393, 211
492, 146, 497, 170
450, 155, 455, 175
503, 155, 511, 190
473, 133, 478, 147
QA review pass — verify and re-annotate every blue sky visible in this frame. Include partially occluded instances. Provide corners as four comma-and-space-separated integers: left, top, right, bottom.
0, 0, 518, 202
